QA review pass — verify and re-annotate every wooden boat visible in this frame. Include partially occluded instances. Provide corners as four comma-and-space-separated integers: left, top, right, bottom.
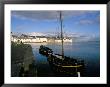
39, 11, 85, 77
39, 45, 85, 76
48, 53, 84, 76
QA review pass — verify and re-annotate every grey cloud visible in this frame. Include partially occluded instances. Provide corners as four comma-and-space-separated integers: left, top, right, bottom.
11, 11, 99, 21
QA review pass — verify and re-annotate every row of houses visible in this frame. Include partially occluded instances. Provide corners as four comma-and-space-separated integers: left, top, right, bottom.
11, 34, 48, 43
11, 34, 72, 43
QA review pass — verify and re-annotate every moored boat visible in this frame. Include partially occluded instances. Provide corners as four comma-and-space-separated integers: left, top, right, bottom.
39, 11, 85, 77
39, 45, 85, 76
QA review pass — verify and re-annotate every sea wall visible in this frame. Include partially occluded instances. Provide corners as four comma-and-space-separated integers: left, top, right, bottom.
11, 42, 37, 77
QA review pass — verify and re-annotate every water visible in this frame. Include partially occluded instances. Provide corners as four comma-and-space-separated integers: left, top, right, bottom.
29, 41, 100, 77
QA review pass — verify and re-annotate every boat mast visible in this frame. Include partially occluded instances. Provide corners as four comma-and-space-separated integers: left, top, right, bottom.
59, 11, 64, 59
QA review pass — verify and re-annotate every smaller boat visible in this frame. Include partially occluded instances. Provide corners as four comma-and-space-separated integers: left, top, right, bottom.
39, 45, 53, 56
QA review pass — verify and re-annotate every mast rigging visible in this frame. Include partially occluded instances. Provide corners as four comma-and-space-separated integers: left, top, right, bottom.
59, 11, 64, 59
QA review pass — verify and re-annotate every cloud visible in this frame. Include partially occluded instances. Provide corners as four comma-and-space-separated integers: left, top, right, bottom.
78, 20, 94, 25
11, 11, 99, 21
96, 15, 100, 23
15, 25, 25, 31
12, 24, 31, 33
76, 15, 100, 25
74, 35, 100, 42
12, 11, 60, 21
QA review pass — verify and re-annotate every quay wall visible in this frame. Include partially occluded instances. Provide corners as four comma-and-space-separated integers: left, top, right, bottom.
11, 42, 37, 77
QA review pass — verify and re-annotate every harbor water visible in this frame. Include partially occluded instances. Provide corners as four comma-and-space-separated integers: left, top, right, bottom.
29, 41, 100, 77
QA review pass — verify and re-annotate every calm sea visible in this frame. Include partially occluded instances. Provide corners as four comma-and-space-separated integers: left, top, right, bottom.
29, 41, 100, 77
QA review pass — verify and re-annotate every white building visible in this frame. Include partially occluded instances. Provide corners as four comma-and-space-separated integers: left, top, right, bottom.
11, 35, 48, 43
11, 35, 19, 42
11, 33, 72, 43
55, 38, 72, 43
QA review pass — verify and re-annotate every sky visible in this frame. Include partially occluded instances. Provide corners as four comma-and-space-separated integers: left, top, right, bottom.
11, 11, 100, 39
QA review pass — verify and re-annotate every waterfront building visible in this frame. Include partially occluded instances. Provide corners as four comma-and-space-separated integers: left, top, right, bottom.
11, 35, 18, 42
11, 33, 72, 43
55, 38, 72, 42
11, 34, 48, 43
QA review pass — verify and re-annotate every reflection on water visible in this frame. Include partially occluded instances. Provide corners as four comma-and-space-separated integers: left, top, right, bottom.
27, 41, 100, 77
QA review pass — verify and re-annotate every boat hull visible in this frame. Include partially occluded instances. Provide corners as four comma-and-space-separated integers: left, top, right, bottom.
39, 45, 85, 77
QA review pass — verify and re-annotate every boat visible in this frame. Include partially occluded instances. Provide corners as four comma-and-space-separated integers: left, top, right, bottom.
39, 11, 85, 77
39, 46, 85, 76
39, 45, 53, 56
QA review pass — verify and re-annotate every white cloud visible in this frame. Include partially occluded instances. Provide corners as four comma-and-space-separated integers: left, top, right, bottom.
78, 19, 94, 25
75, 16, 100, 25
